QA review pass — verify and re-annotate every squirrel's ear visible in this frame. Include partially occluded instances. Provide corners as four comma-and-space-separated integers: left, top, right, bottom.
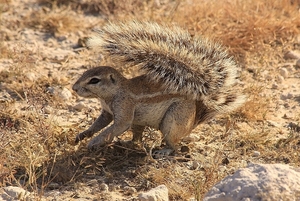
109, 74, 116, 84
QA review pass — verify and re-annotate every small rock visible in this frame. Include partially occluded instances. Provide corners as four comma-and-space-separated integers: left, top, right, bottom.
47, 182, 60, 189
124, 186, 137, 195
58, 87, 72, 101
44, 190, 62, 197
183, 134, 200, 143
252, 151, 260, 157
73, 102, 86, 111
2, 186, 31, 200
271, 83, 278, 89
46, 86, 55, 94
281, 93, 294, 100
296, 59, 300, 68
188, 160, 201, 170
280, 94, 287, 100
99, 183, 109, 192
43, 106, 52, 114
138, 185, 169, 201
279, 68, 288, 78
284, 50, 300, 60
285, 66, 294, 73
47, 86, 73, 101
204, 163, 300, 201
25, 72, 36, 82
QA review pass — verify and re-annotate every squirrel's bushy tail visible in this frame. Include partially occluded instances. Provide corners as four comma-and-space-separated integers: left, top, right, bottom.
87, 21, 245, 114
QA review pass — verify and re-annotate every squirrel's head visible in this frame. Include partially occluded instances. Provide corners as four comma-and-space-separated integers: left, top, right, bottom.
72, 66, 126, 100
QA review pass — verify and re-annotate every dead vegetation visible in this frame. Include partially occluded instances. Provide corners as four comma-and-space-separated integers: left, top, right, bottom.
1, 0, 300, 200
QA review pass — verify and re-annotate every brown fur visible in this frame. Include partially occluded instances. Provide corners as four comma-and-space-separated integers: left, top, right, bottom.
72, 21, 245, 151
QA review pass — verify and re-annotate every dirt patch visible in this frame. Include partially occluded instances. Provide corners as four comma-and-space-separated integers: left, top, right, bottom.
1, 0, 300, 200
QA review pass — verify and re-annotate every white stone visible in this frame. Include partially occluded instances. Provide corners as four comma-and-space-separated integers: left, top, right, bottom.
252, 151, 260, 157
25, 72, 36, 81
1, 186, 31, 200
203, 163, 300, 201
138, 185, 169, 201
58, 87, 72, 101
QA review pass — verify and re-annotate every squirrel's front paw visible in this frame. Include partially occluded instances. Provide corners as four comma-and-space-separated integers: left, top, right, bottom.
87, 134, 112, 150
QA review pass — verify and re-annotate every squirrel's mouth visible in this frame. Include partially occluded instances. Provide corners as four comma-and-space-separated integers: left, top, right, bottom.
73, 87, 92, 98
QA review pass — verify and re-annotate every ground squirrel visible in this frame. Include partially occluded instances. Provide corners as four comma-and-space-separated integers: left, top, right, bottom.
72, 21, 245, 152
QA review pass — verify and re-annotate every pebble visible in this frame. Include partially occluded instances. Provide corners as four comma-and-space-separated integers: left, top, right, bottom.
25, 72, 36, 82
192, 161, 201, 170
271, 83, 278, 89
99, 183, 109, 192
285, 66, 294, 73
43, 106, 52, 114
284, 50, 300, 60
1, 186, 31, 200
58, 87, 72, 101
138, 185, 169, 201
47, 87, 72, 101
46, 86, 55, 94
124, 186, 137, 195
279, 68, 288, 78
73, 102, 86, 111
252, 151, 260, 157
47, 182, 60, 190
281, 93, 294, 100
183, 134, 200, 143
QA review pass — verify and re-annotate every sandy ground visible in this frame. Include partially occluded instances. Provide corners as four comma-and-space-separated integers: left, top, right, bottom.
1, 0, 300, 200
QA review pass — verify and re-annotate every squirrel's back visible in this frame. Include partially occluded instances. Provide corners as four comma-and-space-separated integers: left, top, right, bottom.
87, 21, 245, 115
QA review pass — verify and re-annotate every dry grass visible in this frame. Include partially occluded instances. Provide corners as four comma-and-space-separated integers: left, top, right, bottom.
1, 0, 300, 200
174, 0, 300, 60
23, 6, 86, 35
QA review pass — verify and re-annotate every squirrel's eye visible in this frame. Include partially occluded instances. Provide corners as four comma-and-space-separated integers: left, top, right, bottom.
88, 78, 101, 84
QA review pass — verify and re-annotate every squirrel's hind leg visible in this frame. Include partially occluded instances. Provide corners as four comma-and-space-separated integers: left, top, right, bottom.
156, 100, 196, 155
131, 124, 145, 143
